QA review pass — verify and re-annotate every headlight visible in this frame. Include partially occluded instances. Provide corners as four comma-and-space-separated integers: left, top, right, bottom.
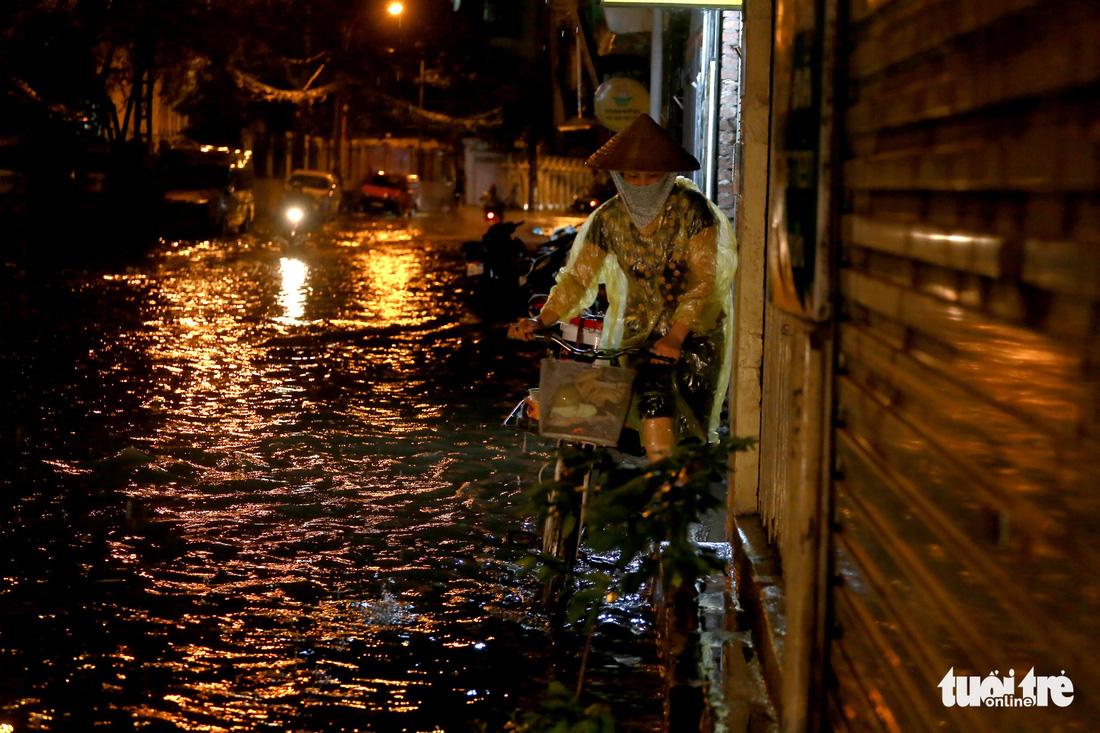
286, 207, 304, 224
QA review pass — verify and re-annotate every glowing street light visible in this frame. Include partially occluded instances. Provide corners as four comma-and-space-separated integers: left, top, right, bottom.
383, 0, 423, 179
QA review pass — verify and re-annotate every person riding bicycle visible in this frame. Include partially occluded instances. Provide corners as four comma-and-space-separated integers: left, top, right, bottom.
508, 113, 737, 462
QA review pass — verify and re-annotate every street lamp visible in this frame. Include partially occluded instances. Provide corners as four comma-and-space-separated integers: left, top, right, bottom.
385, 1, 424, 179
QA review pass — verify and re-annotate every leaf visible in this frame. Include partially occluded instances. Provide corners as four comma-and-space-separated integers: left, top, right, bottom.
566, 586, 604, 625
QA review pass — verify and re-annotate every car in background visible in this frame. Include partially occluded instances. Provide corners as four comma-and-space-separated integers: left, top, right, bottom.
157, 146, 254, 235
286, 169, 341, 218
360, 171, 414, 215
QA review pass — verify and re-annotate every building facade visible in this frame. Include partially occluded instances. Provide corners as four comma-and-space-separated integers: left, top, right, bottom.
730, 0, 1100, 729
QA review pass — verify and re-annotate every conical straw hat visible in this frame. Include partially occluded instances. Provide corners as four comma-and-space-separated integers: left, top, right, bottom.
586, 113, 700, 172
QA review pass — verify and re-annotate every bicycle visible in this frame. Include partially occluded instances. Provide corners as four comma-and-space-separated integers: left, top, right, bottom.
504, 329, 669, 605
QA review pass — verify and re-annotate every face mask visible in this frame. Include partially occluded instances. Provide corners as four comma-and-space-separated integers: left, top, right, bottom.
611, 172, 676, 231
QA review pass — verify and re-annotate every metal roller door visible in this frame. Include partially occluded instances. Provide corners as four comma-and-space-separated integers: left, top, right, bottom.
829, 0, 1100, 728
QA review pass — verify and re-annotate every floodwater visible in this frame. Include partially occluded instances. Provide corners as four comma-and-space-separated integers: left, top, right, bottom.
0, 210, 662, 732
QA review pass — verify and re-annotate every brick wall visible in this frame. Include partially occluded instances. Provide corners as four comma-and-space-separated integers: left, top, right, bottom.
716, 11, 742, 219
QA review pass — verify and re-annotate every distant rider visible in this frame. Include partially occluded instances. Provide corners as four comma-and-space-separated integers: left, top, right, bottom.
481, 184, 505, 219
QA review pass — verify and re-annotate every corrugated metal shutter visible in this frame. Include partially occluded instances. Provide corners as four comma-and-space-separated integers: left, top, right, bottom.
829, 0, 1100, 728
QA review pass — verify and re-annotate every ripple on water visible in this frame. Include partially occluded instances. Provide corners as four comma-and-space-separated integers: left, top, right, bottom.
0, 213, 661, 731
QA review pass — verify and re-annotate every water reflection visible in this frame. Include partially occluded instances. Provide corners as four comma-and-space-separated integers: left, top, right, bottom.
278, 257, 309, 323
0, 211, 658, 732
356, 246, 422, 326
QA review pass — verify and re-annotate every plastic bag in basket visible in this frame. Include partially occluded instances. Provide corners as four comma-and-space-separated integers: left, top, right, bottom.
538, 358, 636, 447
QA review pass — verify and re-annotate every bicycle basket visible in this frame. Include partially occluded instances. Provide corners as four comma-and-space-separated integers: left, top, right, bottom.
538, 358, 636, 447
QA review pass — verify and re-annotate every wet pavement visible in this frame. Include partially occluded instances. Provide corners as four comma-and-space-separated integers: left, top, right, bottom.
0, 208, 665, 732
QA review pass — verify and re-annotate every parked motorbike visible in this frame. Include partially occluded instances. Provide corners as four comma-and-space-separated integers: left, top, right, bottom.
461, 221, 580, 320
524, 225, 577, 297
461, 220, 531, 313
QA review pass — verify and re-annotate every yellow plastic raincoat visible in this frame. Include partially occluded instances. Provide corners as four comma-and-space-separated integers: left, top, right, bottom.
543, 178, 737, 442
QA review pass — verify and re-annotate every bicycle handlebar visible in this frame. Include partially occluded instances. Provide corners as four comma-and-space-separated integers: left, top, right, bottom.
535, 332, 675, 364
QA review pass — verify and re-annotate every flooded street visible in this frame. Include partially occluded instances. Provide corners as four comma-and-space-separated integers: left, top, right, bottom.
0, 210, 663, 732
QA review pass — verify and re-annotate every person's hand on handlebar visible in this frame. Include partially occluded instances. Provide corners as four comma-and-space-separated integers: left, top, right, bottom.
507, 318, 542, 341
508, 307, 559, 341
650, 322, 690, 363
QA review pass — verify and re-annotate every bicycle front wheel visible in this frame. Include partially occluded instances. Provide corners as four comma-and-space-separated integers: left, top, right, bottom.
540, 443, 591, 605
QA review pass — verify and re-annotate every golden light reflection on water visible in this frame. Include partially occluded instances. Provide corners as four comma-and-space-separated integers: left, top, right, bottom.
277, 257, 309, 323
371, 227, 416, 244
2, 213, 660, 731
352, 247, 422, 326
142, 269, 267, 441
